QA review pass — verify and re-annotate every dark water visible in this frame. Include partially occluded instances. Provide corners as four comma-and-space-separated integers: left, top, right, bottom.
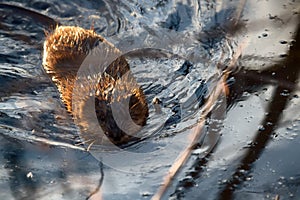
0, 0, 299, 199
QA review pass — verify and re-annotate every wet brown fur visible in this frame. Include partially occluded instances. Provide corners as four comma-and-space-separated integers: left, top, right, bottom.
43, 26, 148, 145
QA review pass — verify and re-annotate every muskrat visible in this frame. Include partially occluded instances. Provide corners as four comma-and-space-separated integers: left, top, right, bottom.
42, 26, 149, 145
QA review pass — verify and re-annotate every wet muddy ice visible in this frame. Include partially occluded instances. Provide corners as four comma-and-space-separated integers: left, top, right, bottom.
0, 1, 299, 200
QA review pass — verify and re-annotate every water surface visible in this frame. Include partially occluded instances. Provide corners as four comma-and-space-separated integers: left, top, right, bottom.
0, 0, 299, 199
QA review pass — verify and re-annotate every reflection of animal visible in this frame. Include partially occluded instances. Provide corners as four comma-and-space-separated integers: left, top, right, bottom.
42, 26, 148, 145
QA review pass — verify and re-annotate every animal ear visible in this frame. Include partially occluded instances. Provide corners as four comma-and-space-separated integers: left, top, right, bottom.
43, 24, 58, 37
